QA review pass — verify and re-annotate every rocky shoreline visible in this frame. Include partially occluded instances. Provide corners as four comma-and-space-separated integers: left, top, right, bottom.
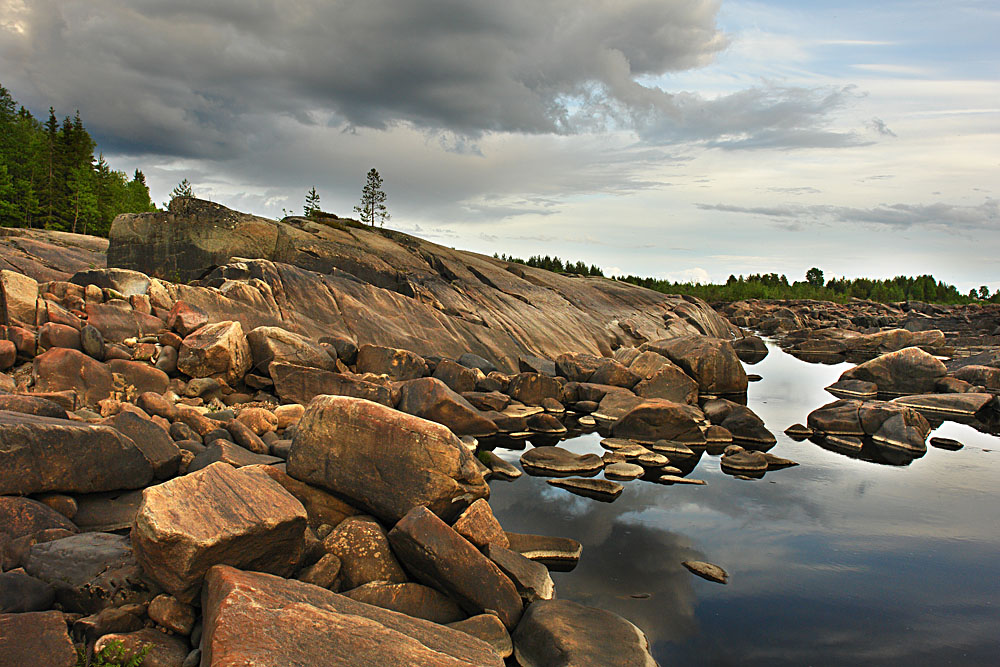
1, 200, 998, 666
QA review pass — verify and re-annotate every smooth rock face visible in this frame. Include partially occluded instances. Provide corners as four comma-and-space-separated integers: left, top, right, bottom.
287, 396, 488, 524
643, 335, 748, 396
0, 495, 78, 540
512, 599, 656, 667
177, 320, 251, 384
0, 269, 39, 326
448, 614, 513, 659
520, 446, 604, 476
612, 400, 706, 444
357, 344, 428, 380
388, 506, 523, 629
0, 411, 154, 495
486, 544, 555, 603
252, 464, 362, 531
131, 462, 307, 603
111, 411, 182, 480
343, 581, 466, 624
702, 399, 776, 448
397, 377, 498, 437
547, 477, 624, 502
507, 373, 563, 406
452, 498, 509, 551
840, 346, 947, 396
0, 610, 76, 667
201, 565, 504, 667
269, 361, 394, 407
25, 532, 158, 614
32, 347, 113, 406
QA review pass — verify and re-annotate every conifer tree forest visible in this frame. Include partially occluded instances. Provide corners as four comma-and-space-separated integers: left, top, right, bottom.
0, 84, 156, 237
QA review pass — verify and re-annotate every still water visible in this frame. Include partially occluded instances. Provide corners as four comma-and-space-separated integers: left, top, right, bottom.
488, 343, 1000, 665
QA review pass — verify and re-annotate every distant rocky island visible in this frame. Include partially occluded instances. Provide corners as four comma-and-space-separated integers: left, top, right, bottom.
1, 198, 998, 666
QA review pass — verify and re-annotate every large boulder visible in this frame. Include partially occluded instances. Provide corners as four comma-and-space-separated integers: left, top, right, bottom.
269, 361, 394, 407
388, 505, 523, 629
397, 377, 498, 437
356, 344, 428, 380
611, 400, 706, 444
177, 320, 252, 384
0, 270, 38, 326
25, 532, 158, 614
839, 346, 947, 396
701, 398, 775, 449
252, 464, 363, 531
0, 411, 154, 495
322, 517, 408, 590
110, 411, 182, 480
642, 335, 747, 396
131, 462, 307, 603
0, 495, 78, 540
31, 347, 113, 406
343, 581, 465, 624
512, 599, 656, 667
507, 373, 563, 406
246, 325, 338, 374
633, 365, 698, 404
287, 396, 489, 524
201, 565, 504, 666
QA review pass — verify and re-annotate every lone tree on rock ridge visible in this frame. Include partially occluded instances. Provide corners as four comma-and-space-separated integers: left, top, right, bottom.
354, 168, 389, 227
170, 178, 194, 201
304, 187, 321, 217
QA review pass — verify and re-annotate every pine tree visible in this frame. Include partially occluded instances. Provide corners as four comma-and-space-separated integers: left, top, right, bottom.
353, 168, 389, 227
170, 178, 194, 204
304, 187, 321, 217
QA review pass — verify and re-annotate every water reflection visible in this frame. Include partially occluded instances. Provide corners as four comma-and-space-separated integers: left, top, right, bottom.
488, 343, 1000, 665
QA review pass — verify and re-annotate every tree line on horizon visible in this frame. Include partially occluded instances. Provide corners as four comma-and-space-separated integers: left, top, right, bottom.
493, 252, 605, 277
0, 84, 156, 237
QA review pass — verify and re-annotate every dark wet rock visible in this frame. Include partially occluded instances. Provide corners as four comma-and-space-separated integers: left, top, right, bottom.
32, 347, 113, 406
930, 436, 964, 450
479, 451, 522, 480
269, 361, 394, 407
732, 335, 768, 363
0, 411, 153, 495
322, 517, 407, 590
547, 477, 624, 502
611, 399, 706, 444
388, 505, 523, 629
0, 610, 76, 667
520, 446, 603, 476
826, 379, 879, 400
110, 410, 182, 480
177, 320, 251, 384
187, 439, 283, 472
486, 543, 555, 603
94, 628, 190, 667
839, 346, 947, 396
504, 532, 582, 571
643, 335, 748, 396
861, 404, 930, 456
458, 352, 496, 374
507, 372, 563, 406
702, 398, 776, 449
448, 614, 513, 659
25, 532, 158, 614
807, 399, 865, 436
0, 570, 56, 613
512, 598, 656, 667
682, 560, 729, 584
397, 377, 498, 437
73, 489, 145, 532
0, 496, 77, 540
343, 581, 465, 624
131, 462, 307, 604
356, 344, 428, 380
452, 498, 509, 551
603, 461, 645, 480
246, 325, 337, 374
287, 396, 488, 525
201, 564, 503, 666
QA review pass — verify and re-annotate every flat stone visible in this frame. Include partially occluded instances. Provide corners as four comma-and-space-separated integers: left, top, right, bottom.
388, 505, 523, 629
504, 531, 582, 571
287, 396, 488, 525
682, 560, 729, 584
131, 462, 307, 603
547, 477, 624, 502
649, 439, 697, 459
252, 464, 363, 531
890, 392, 994, 418
612, 400, 706, 445
603, 462, 645, 480
187, 439, 283, 473
0, 610, 75, 667
930, 436, 964, 451
520, 446, 603, 476
512, 599, 656, 667
826, 379, 879, 400
32, 347, 113, 406
479, 451, 522, 480
201, 565, 503, 666
657, 475, 707, 485
784, 423, 814, 439
269, 362, 394, 407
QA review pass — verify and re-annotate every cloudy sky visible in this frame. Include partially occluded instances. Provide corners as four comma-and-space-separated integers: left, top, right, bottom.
2, 0, 997, 291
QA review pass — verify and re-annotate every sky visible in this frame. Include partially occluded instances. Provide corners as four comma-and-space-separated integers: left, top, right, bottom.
1, 0, 998, 292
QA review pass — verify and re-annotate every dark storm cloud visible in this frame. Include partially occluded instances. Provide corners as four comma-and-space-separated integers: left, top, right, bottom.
1, 0, 865, 158
697, 199, 1000, 231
